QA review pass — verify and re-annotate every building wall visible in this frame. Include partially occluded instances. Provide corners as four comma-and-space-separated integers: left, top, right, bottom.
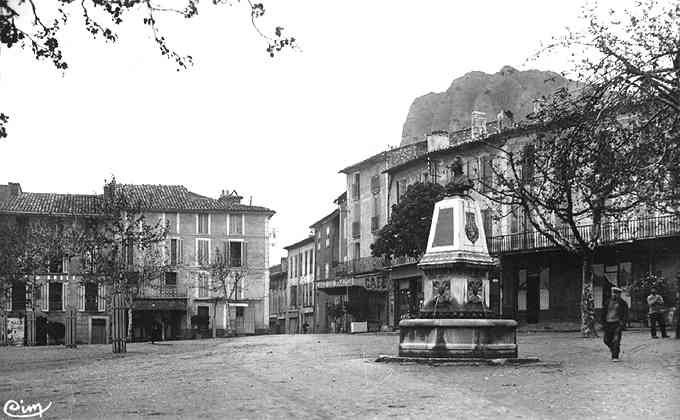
344, 159, 389, 260
160, 210, 271, 332
285, 239, 315, 333
311, 211, 340, 332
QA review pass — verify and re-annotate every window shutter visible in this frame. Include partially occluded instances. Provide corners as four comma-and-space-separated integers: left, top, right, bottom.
179, 239, 184, 265
62, 282, 68, 310
226, 241, 232, 267
540, 268, 550, 310
97, 284, 105, 312
78, 285, 85, 311
5, 285, 11, 312
42, 283, 49, 312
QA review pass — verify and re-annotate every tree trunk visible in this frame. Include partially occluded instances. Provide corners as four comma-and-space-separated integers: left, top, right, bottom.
580, 254, 598, 337
0, 309, 6, 346
111, 291, 127, 353
127, 308, 133, 342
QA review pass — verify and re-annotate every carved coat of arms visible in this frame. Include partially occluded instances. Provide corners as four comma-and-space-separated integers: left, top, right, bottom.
465, 211, 479, 243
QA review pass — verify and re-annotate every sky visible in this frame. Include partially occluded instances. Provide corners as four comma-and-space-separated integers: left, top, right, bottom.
0, 0, 628, 261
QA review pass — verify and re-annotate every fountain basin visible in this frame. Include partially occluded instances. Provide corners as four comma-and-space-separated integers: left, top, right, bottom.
399, 318, 518, 359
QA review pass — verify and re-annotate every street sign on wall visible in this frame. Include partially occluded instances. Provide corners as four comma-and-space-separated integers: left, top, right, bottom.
7, 317, 24, 346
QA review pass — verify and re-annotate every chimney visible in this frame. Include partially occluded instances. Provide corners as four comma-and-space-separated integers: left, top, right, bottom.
471, 111, 487, 139
426, 130, 450, 153
8, 182, 21, 198
496, 110, 514, 131
218, 189, 243, 206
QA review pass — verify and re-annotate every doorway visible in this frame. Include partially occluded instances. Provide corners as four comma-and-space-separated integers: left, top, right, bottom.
526, 272, 540, 323
91, 318, 107, 344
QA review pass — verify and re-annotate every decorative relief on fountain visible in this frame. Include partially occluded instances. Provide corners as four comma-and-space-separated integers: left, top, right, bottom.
464, 211, 479, 244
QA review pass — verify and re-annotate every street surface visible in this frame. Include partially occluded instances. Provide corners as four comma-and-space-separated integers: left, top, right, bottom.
0, 331, 678, 419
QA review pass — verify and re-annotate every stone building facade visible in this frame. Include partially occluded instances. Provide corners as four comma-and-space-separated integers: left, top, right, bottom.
383, 114, 680, 326
283, 236, 315, 333
267, 258, 287, 334
0, 182, 274, 345
310, 209, 339, 333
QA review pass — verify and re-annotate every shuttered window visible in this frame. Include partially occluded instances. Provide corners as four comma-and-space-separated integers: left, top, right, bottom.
97, 284, 106, 312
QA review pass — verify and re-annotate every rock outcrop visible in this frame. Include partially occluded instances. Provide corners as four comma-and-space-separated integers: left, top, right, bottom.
401, 66, 574, 145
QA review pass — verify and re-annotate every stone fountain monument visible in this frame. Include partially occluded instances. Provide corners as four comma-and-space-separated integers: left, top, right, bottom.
397, 157, 518, 360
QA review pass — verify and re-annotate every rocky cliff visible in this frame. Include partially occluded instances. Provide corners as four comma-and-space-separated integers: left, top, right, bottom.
401, 66, 573, 145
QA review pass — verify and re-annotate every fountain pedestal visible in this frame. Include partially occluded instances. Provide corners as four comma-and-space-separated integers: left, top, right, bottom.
397, 191, 518, 359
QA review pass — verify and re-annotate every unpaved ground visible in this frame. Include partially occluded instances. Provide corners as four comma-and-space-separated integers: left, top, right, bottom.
0, 331, 678, 419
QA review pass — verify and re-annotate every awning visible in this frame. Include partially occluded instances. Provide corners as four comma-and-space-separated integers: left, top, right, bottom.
388, 264, 423, 281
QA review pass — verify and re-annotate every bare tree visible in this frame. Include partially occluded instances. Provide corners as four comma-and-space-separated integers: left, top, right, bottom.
196, 244, 248, 336
79, 177, 168, 352
480, 0, 680, 336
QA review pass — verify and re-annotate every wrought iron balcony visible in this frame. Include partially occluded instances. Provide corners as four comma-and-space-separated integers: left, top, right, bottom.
388, 255, 420, 267
137, 285, 187, 298
489, 214, 680, 255
333, 256, 387, 276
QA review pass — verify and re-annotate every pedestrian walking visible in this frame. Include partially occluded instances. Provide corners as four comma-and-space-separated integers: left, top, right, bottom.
647, 288, 669, 338
603, 286, 628, 362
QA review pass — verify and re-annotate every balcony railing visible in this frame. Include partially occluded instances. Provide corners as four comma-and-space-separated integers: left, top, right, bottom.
389, 255, 420, 267
138, 285, 186, 298
333, 256, 387, 276
489, 214, 680, 255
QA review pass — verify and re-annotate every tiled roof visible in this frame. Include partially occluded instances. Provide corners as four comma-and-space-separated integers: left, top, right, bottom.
118, 185, 274, 213
0, 184, 274, 216
0, 192, 101, 216
309, 208, 339, 229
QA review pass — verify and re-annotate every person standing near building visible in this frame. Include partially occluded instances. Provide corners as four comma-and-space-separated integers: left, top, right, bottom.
603, 287, 628, 362
647, 288, 669, 338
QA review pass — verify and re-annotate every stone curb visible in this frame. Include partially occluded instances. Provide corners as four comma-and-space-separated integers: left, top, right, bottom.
374, 355, 554, 366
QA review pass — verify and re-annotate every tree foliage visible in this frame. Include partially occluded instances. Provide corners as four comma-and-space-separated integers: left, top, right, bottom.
0, 0, 297, 138
371, 182, 445, 259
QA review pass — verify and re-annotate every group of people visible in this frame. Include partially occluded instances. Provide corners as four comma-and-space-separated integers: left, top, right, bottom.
603, 287, 679, 362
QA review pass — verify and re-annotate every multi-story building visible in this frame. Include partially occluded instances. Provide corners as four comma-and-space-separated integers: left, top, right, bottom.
268, 258, 287, 334
0, 183, 108, 345
310, 208, 340, 333
334, 142, 427, 331
283, 236, 315, 333
383, 111, 680, 326
0, 182, 274, 345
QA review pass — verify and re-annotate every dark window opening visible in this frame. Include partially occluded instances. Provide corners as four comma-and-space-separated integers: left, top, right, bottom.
49, 282, 63, 311
85, 283, 98, 312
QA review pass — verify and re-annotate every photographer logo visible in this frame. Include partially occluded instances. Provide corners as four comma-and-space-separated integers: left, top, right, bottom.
3, 399, 52, 418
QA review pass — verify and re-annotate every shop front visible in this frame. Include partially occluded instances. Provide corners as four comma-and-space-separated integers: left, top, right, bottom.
316, 273, 390, 333
131, 297, 187, 341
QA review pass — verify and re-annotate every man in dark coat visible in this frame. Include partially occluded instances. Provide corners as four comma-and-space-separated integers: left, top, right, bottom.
603, 287, 628, 362
647, 288, 669, 338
